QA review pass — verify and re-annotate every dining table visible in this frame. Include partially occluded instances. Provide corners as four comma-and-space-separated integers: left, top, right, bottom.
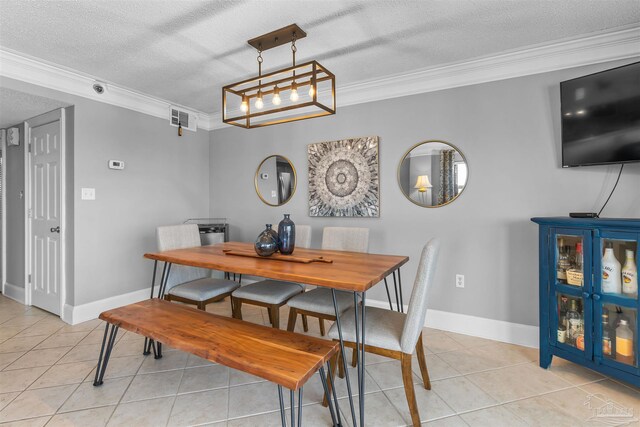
143, 241, 409, 427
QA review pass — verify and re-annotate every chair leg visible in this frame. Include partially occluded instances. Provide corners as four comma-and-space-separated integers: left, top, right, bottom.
319, 318, 325, 336
401, 353, 421, 427
197, 301, 206, 311
338, 351, 345, 379
267, 308, 273, 325
287, 308, 298, 332
416, 333, 431, 390
269, 305, 280, 329
302, 315, 309, 332
351, 347, 358, 367
231, 298, 242, 320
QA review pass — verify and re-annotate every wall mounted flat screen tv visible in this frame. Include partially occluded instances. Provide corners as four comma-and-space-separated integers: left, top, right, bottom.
561, 61, 640, 167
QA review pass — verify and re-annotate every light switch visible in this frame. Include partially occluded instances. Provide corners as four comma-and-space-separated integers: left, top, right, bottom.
81, 188, 96, 200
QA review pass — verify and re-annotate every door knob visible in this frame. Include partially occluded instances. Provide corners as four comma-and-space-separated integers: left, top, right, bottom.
50, 226, 60, 233
593, 294, 601, 301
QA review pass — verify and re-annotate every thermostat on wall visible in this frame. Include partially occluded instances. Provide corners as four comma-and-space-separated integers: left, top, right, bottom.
108, 160, 125, 170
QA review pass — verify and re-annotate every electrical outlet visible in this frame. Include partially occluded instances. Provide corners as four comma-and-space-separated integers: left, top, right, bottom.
456, 274, 465, 288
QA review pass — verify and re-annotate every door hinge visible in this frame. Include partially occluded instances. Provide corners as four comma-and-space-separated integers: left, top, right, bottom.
28, 143, 32, 153
28, 274, 32, 283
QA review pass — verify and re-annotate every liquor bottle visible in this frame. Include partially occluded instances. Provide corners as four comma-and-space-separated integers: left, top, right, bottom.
575, 242, 583, 271
615, 319, 635, 365
558, 245, 571, 283
557, 239, 567, 281
602, 311, 614, 357
566, 300, 582, 346
602, 245, 622, 294
622, 249, 638, 298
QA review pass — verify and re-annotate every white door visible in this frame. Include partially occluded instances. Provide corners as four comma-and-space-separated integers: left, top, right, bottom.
30, 121, 61, 315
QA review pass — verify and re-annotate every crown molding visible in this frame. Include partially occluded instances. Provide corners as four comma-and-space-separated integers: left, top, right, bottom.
210, 25, 640, 130
0, 48, 213, 131
2, 26, 638, 132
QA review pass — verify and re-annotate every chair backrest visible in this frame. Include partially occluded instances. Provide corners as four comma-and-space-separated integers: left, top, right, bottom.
321, 227, 369, 253
399, 239, 440, 354
275, 224, 312, 249
156, 224, 208, 290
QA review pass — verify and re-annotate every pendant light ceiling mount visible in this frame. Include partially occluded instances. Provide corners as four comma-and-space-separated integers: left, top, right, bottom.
222, 24, 336, 129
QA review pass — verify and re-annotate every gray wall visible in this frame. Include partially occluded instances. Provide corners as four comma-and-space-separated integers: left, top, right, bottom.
210, 58, 640, 327
5, 122, 25, 288
1, 77, 211, 307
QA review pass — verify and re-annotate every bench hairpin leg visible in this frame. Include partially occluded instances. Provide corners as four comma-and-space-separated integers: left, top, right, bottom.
353, 292, 365, 427
290, 389, 295, 427
383, 277, 393, 311
159, 263, 172, 299
297, 387, 303, 427
319, 366, 340, 427
331, 289, 357, 427
93, 323, 119, 386
278, 385, 287, 427
397, 268, 404, 312
144, 261, 159, 356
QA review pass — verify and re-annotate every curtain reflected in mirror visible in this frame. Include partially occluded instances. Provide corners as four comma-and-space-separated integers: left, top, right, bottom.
398, 141, 468, 208
255, 155, 297, 206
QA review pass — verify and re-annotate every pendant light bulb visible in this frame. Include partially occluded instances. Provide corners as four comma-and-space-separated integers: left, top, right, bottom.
255, 91, 264, 109
240, 97, 248, 113
290, 81, 299, 102
272, 86, 281, 105
308, 83, 315, 98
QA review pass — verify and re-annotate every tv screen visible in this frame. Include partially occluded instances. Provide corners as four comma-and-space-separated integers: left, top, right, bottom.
561, 61, 640, 167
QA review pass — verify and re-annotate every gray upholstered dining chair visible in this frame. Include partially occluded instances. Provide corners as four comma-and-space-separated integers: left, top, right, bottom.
286, 227, 369, 336
231, 225, 312, 329
157, 224, 240, 310
326, 238, 440, 427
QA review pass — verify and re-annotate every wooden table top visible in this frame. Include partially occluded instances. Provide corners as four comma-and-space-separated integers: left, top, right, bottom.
144, 241, 409, 292
100, 299, 338, 390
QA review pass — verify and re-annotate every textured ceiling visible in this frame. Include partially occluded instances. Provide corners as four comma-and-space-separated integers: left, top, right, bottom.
0, 1, 639, 114
0, 87, 69, 128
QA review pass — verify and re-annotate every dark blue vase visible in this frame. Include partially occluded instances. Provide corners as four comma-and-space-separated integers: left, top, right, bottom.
278, 214, 296, 255
255, 224, 278, 257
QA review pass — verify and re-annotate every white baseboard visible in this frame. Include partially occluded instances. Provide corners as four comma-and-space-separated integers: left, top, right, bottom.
62, 287, 151, 325
3, 282, 25, 304
367, 299, 539, 349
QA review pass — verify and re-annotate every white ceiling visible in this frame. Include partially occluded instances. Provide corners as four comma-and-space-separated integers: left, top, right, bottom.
0, 87, 69, 128
0, 1, 638, 115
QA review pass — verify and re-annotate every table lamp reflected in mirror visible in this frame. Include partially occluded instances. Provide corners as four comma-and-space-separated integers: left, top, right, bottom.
414, 175, 432, 204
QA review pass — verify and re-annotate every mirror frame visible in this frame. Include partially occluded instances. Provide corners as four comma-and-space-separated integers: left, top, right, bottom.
254, 154, 297, 206
397, 140, 469, 208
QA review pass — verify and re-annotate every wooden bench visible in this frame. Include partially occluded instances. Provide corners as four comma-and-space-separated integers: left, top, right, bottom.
93, 299, 342, 426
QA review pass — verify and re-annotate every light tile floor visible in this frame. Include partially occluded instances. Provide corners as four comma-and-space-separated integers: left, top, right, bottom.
0, 294, 639, 426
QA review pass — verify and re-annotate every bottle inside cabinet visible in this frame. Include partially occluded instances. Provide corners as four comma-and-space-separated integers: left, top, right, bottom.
603, 303, 637, 367
558, 294, 584, 349
602, 239, 638, 298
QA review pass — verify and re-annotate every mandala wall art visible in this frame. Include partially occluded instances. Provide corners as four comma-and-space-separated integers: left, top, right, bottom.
308, 136, 379, 217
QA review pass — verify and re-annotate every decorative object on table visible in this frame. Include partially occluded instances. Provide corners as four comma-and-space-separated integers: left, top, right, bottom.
224, 249, 332, 264
278, 214, 296, 255
308, 136, 379, 217
255, 224, 279, 257
398, 140, 469, 208
255, 155, 297, 206
222, 24, 336, 129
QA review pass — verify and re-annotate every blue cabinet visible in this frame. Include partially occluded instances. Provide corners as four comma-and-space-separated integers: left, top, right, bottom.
532, 217, 640, 386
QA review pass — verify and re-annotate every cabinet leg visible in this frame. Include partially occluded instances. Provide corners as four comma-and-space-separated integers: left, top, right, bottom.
539, 351, 553, 369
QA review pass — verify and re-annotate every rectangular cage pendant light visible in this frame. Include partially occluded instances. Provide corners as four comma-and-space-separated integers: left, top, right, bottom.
222, 24, 336, 129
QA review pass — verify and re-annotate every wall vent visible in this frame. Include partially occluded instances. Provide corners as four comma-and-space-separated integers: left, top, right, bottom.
169, 107, 198, 132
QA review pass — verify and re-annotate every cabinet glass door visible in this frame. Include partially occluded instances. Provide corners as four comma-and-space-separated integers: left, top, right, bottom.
549, 228, 592, 357
594, 231, 639, 374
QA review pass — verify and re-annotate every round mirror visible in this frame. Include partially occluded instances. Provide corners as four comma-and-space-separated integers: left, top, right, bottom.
255, 155, 297, 206
397, 140, 469, 208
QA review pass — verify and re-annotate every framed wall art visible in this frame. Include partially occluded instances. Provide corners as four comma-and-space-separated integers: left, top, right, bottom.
308, 136, 379, 217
